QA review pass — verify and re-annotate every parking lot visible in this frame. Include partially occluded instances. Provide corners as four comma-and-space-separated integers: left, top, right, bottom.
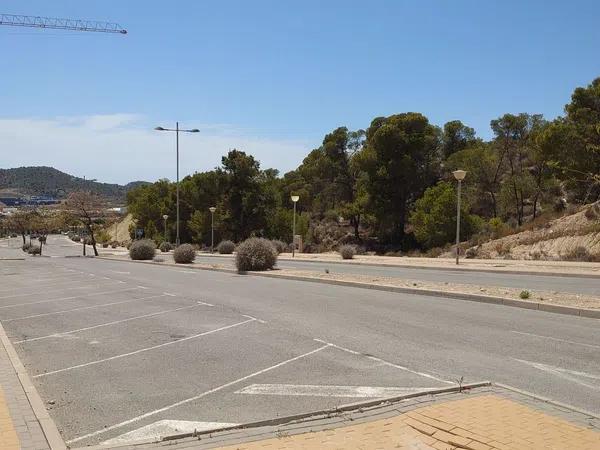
2, 236, 600, 448
0, 254, 452, 447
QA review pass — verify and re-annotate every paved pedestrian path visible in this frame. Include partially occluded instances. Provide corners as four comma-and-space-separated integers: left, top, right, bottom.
112, 385, 600, 450
0, 338, 51, 449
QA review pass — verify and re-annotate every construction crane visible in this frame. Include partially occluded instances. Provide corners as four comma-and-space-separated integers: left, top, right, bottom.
0, 13, 127, 34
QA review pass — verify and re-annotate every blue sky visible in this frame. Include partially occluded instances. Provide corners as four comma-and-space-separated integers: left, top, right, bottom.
1, 0, 599, 184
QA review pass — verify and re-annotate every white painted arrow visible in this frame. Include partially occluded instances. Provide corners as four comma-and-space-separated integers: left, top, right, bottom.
235, 384, 438, 398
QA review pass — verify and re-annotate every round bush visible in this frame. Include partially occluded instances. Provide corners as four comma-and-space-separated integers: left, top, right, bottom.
173, 243, 196, 264
71, 235, 81, 242
235, 237, 277, 272
102, 243, 109, 248
159, 241, 173, 252
111, 242, 118, 248
339, 244, 356, 260
129, 239, 156, 260
270, 239, 288, 254
217, 240, 235, 254
28, 245, 41, 255
22, 243, 32, 252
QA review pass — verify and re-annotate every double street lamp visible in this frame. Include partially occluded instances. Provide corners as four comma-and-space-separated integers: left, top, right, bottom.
453, 169, 467, 265
291, 195, 299, 257
209, 207, 216, 253
155, 123, 200, 245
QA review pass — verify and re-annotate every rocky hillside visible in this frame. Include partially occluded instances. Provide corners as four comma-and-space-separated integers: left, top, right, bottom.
0, 166, 147, 202
466, 202, 600, 261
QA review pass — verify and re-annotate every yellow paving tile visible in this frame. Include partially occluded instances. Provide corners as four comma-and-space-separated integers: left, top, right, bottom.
0, 385, 19, 450
216, 394, 600, 450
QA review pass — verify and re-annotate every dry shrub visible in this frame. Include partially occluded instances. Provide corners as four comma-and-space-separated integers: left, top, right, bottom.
235, 238, 277, 271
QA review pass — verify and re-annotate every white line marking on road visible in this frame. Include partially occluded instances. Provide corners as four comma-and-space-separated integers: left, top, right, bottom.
35, 318, 257, 378
163, 292, 177, 297
0, 287, 140, 310
514, 358, 600, 391
511, 331, 600, 349
314, 338, 453, 384
110, 270, 130, 275
242, 314, 266, 324
137, 285, 149, 289
102, 276, 112, 280
0, 285, 89, 300
15, 304, 200, 344
197, 301, 214, 307
66, 343, 331, 445
235, 384, 436, 398
101, 420, 238, 446
3, 294, 168, 322
0, 278, 80, 292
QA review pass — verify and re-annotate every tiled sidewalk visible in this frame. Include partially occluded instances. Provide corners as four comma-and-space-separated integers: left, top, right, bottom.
110, 385, 600, 450
0, 324, 59, 450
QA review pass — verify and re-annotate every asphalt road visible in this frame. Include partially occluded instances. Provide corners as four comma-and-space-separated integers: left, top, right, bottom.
192, 254, 600, 296
1, 236, 599, 446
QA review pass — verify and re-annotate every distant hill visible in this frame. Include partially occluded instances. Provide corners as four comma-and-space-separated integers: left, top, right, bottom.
0, 166, 148, 202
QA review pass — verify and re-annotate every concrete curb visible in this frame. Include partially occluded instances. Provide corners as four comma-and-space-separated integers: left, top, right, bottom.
0, 322, 67, 450
196, 252, 600, 279
96, 256, 600, 320
496, 383, 600, 421
79, 382, 491, 450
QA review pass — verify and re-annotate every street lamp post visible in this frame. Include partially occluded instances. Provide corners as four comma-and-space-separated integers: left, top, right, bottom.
291, 195, 299, 257
452, 170, 467, 265
162, 214, 169, 244
155, 123, 200, 246
209, 207, 216, 253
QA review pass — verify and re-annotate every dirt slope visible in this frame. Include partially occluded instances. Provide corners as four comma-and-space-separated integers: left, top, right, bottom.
467, 202, 600, 261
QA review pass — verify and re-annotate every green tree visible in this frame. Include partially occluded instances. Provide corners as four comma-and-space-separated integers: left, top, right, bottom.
410, 181, 482, 249
359, 113, 441, 244
446, 143, 500, 218
220, 149, 266, 241
490, 113, 545, 225
442, 120, 478, 158
562, 77, 600, 201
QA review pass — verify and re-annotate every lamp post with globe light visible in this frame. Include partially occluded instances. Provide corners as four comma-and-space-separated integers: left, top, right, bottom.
453, 170, 467, 265
162, 215, 169, 244
209, 207, 216, 253
291, 195, 299, 257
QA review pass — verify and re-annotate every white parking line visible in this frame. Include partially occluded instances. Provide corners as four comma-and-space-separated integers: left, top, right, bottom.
511, 331, 600, 349
14, 303, 212, 344
3, 294, 168, 322
0, 287, 141, 310
0, 285, 90, 300
109, 271, 130, 275
66, 343, 331, 445
101, 420, 238, 446
314, 338, 453, 384
242, 314, 266, 324
35, 318, 257, 378
514, 358, 600, 391
235, 384, 436, 398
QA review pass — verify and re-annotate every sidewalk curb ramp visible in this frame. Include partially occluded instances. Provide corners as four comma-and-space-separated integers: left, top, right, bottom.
96, 256, 600, 320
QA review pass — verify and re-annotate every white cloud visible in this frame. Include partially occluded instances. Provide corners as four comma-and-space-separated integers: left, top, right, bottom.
0, 114, 311, 184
